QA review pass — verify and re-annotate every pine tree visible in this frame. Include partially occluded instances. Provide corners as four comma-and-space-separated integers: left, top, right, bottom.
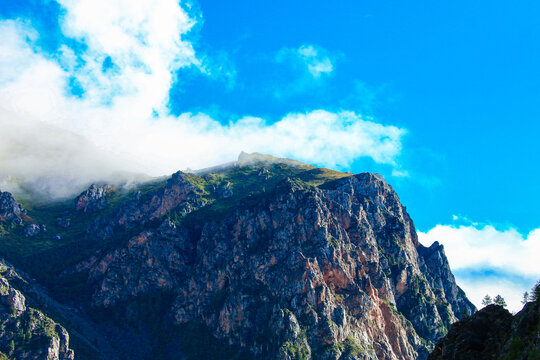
482, 294, 492, 306
493, 294, 507, 307
530, 279, 540, 302
522, 291, 529, 305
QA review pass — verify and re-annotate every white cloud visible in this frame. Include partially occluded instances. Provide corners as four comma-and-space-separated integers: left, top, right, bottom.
418, 224, 540, 312
272, 44, 340, 99
297, 45, 334, 78
57, 0, 199, 106
276, 44, 336, 79
0, 3, 405, 199
419, 225, 540, 276
0, 21, 39, 84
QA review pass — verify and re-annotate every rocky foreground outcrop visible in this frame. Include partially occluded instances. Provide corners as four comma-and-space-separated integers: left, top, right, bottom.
0, 262, 74, 360
67, 161, 474, 360
428, 301, 540, 360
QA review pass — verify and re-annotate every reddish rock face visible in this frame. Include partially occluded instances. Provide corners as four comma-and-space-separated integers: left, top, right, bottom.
72, 168, 474, 360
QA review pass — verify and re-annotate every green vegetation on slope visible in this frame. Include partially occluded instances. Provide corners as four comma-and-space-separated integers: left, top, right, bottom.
171, 164, 351, 230
0, 162, 352, 289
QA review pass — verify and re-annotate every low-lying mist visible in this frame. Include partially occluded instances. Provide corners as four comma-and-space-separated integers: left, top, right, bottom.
0, 108, 148, 201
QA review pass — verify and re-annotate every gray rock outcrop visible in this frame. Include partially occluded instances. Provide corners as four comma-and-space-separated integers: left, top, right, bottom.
0, 191, 25, 225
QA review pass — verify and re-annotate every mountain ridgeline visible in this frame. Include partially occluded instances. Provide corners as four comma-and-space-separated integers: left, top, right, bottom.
0, 153, 475, 360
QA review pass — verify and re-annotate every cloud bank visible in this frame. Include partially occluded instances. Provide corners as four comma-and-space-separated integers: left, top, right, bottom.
419, 223, 540, 312
0, 1, 405, 199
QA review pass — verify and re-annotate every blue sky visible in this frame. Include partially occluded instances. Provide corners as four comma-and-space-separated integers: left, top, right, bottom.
0, 0, 538, 310
183, 0, 540, 234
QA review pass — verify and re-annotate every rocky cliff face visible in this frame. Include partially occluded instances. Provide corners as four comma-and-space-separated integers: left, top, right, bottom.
0, 154, 477, 360
428, 301, 540, 360
84, 171, 204, 241
62, 157, 474, 360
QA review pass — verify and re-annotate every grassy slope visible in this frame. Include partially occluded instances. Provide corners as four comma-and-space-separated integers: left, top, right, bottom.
170, 164, 352, 227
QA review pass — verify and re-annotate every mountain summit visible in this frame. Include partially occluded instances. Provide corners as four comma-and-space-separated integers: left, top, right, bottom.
0, 154, 474, 360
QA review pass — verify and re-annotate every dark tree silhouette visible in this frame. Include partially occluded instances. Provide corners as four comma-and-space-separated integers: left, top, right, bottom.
493, 295, 507, 307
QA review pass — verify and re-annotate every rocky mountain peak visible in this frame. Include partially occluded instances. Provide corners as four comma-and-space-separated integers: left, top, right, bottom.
61, 165, 475, 359
74, 184, 112, 213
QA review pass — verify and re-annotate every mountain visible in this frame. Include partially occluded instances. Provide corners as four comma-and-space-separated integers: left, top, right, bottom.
428, 300, 540, 360
0, 153, 475, 360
